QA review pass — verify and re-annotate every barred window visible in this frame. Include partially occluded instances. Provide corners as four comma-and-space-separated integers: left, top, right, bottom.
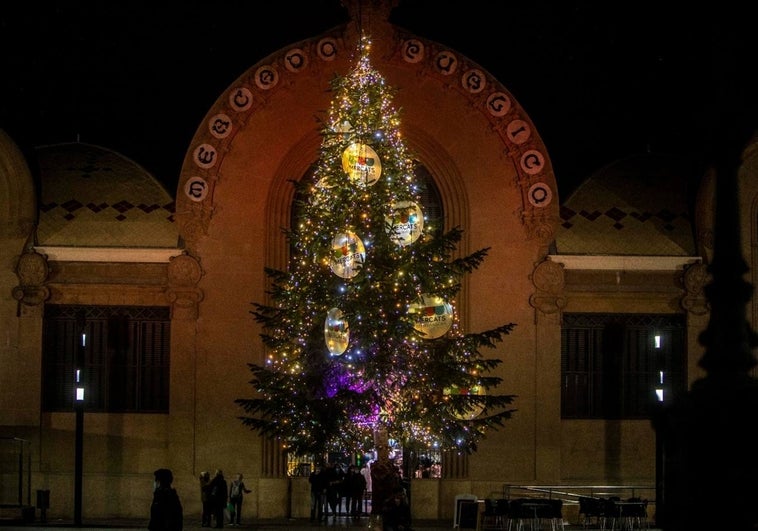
561, 313, 687, 419
42, 305, 171, 413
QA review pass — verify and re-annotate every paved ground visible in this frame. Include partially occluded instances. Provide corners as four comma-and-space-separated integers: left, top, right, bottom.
0, 516, 666, 531
1, 510, 663, 531
0, 515, 455, 530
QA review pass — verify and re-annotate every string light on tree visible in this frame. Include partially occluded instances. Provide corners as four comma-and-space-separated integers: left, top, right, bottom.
236, 35, 517, 457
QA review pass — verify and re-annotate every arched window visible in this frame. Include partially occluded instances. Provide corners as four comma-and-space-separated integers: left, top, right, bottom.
414, 164, 443, 235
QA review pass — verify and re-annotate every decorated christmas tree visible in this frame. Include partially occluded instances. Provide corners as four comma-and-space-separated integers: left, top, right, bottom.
236, 37, 516, 459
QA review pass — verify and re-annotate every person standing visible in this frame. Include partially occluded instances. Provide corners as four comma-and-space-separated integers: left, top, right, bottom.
228, 473, 252, 526
208, 469, 228, 528
347, 465, 367, 520
309, 464, 326, 523
323, 462, 341, 521
371, 445, 401, 517
381, 489, 411, 531
360, 462, 372, 506
343, 466, 355, 518
199, 471, 212, 527
148, 468, 183, 531
333, 464, 346, 516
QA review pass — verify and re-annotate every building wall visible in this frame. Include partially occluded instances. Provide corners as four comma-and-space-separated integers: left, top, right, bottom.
172, 16, 560, 521
2, 11, 756, 524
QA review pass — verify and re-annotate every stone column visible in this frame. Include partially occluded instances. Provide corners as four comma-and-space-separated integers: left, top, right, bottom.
11, 250, 50, 424
165, 253, 204, 478
529, 259, 566, 482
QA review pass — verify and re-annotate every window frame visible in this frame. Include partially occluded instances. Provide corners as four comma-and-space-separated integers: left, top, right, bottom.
42, 305, 171, 413
561, 313, 687, 419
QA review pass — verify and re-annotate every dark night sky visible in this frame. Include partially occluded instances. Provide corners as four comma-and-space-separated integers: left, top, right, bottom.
1, 1, 755, 199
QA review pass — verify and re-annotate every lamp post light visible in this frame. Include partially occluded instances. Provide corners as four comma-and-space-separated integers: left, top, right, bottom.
74, 314, 86, 527
653, 332, 665, 529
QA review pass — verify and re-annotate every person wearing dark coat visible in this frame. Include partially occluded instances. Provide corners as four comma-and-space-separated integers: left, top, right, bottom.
309, 464, 327, 522
322, 462, 341, 521
208, 469, 228, 529
346, 465, 367, 519
199, 471, 212, 527
381, 489, 411, 531
148, 468, 183, 531
371, 446, 401, 516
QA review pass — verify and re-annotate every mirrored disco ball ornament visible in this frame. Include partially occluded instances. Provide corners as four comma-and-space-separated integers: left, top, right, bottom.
324, 307, 349, 355
342, 143, 381, 187
408, 294, 453, 339
444, 384, 486, 420
386, 201, 423, 246
329, 231, 365, 279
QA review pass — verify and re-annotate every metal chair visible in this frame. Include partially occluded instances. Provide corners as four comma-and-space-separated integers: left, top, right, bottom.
615, 498, 649, 531
480, 498, 509, 530
579, 496, 604, 529
506, 499, 533, 531
534, 498, 563, 531
508, 498, 561, 531
602, 497, 622, 531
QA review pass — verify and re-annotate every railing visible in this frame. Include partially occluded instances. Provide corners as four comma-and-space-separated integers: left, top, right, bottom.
498, 485, 656, 529
502, 484, 655, 506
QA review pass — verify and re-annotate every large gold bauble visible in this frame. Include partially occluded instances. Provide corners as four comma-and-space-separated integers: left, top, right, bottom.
329, 231, 365, 279
341, 143, 381, 187
408, 294, 453, 339
387, 201, 423, 246
324, 307, 349, 355
444, 384, 486, 420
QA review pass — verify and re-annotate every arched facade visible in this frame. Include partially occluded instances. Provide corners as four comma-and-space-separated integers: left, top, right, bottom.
2, 2, 757, 524
171, 6, 559, 518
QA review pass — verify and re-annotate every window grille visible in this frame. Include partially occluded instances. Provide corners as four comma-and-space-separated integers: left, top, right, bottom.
561, 313, 686, 419
42, 305, 171, 413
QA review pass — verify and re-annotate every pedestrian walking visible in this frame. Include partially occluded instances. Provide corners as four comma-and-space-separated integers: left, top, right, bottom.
199, 471, 212, 527
208, 469, 228, 528
148, 468, 183, 531
228, 473, 252, 526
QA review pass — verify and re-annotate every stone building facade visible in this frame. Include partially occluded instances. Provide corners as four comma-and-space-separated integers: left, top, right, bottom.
1, 2, 756, 523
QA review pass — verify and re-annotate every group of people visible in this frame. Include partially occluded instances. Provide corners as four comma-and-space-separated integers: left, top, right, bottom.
307, 457, 412, 531
147, 460, 410, 531
199, 469, 252, 528
148, 468, 252, 531
308, 462, 368, 523
147, 468, 252, 531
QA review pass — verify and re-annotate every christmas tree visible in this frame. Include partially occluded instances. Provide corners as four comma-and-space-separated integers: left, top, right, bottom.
236, 36, 516, 459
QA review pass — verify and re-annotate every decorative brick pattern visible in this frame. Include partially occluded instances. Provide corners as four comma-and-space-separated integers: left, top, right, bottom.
35, 143, 179, 248
555, 155, 697, 256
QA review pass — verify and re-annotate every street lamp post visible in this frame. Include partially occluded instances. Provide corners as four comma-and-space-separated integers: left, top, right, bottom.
74, 313, 86, 526
652, 332, 666, 529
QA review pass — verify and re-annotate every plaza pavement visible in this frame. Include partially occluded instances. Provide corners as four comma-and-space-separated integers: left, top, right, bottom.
0, 515, 454, 531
